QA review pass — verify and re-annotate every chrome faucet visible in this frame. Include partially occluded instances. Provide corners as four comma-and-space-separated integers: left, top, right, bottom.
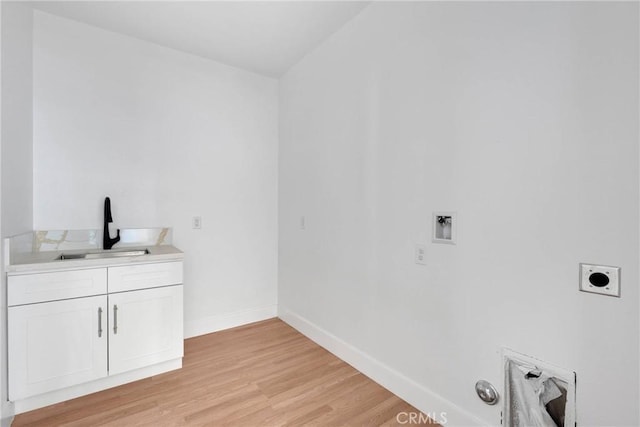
103, 197, 120, 250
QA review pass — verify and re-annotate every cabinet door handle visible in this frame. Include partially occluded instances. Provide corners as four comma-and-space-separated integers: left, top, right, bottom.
98, 307, 103, 337
113, 305, 118, 334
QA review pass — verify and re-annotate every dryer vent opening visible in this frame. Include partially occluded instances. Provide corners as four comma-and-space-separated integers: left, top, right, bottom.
503, 349, 576, 427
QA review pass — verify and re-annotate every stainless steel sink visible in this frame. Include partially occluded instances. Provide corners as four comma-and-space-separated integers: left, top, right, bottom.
85, 249, 149, 259
57, 249, 149, 261
57, 253, 87, 260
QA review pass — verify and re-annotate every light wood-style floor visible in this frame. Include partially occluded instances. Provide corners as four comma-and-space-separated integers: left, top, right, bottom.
13, 318, 435, 426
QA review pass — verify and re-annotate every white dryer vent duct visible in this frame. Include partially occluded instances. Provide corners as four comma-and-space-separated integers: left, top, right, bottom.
503, 349, 576, 427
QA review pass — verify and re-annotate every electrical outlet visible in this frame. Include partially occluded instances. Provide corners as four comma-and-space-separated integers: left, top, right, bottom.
192, 216, 202, 229
579, 263, 620, 297
415, 244, 427, 265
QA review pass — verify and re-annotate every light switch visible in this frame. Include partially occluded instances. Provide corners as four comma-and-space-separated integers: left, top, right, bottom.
415, 244, 427, 265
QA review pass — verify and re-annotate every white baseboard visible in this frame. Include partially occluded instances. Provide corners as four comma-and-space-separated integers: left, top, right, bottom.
278, 307, 487, 427
1, 400, 14, 427
185, 304, 278, 338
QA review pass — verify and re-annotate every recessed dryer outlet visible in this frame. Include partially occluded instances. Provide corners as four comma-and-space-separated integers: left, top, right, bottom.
579, 263, 620, 297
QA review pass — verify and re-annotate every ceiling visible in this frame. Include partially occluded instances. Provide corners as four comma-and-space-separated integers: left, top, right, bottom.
30, 1, 370, 78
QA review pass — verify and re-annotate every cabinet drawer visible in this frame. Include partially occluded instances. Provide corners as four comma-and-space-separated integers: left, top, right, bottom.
108, 262, 183, 293
8, 269, 107, 306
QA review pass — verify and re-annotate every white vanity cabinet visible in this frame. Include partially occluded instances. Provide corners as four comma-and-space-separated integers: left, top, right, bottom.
107, 262, 184, 376
8, 261, 183, 403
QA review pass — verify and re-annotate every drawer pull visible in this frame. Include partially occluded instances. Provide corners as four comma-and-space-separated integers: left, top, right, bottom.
98, 307, 103, 337
113, 305, 118, 334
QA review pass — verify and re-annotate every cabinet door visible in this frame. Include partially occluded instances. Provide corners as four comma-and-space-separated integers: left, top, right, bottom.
9, 295, 108, 400
108, 285, 183, 376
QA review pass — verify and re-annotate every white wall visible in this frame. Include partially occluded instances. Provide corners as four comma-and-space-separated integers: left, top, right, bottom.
33, 12, 279, 337
279, 2, 639, 426
1, 2, 33, 237
1, 2, 33, 423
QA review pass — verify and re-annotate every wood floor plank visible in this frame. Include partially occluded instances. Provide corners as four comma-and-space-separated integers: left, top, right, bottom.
13, 318, 438, 426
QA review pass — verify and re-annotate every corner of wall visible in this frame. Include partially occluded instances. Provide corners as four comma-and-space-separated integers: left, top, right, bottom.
1, 0, 33, 238
0, 2, 34, 422
278, 306, 488, 427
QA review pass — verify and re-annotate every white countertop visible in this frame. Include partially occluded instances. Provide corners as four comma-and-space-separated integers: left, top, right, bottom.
7, 245, 184, 274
